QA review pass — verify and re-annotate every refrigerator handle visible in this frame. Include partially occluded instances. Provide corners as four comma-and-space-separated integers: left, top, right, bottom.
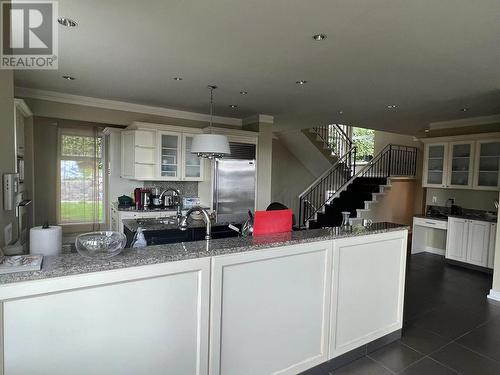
213, 159, 219, 212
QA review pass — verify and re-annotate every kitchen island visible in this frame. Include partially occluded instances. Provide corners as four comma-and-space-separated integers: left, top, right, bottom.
0, 223, 408, 375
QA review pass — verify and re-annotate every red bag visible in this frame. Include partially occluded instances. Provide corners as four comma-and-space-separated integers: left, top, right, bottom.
253, 209, 293, 235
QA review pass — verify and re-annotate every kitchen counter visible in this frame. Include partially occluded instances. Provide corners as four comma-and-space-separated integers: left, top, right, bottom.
414, 213, 497, 223
0, 222, 407, 285
0, 222, 409, 375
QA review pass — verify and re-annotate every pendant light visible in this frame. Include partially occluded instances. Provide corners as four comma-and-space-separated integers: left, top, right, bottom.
191, 85, 230, 158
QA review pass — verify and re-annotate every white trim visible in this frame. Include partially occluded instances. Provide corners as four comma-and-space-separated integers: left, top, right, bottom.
487, 289, 500, 302
242, 114, 274, 125
420, 132, 500, 143
424, 246, 446, 256
14, 98, 32, 117
14, 87, 242, 127
429, 114, 500, 130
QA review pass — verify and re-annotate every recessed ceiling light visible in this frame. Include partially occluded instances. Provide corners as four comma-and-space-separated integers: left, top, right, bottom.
173, 77, 183, 81
338, 110, 344, 115
460, 107, 470, 112
296, 80, 308, 85
240, 90, 248, 95
62, 75, 75, 81
58, 17, 78, 27
387, 104, 398, 109
312, 33, 327, 41
424, 129, 430, 133
229, 104, 238, 108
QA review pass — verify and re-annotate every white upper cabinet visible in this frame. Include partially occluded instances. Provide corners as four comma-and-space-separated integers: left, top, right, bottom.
182, 134, 204, 181
121, 130, 157, 180
473, 140, 500, 190
158, 131, 182, 180
423, 137, 500, 190
447, 141, 474, 189
423, 143, 448, 188
121, 123, 206, 181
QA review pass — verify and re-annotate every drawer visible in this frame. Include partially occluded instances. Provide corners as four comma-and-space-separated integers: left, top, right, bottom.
413, 217, 448, 230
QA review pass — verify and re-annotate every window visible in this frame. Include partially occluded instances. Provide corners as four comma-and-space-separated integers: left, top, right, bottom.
352, 127, 375, 162
58, 127, 104, 226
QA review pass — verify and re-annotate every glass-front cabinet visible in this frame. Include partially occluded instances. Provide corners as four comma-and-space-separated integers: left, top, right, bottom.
182, 134, 204, 181
423, 138, 500, 190
474, 140, 500, 190
424, 143, 448, 187
159, 131, 182, 180
157, 131, 204, 181
447, 141, 474, 189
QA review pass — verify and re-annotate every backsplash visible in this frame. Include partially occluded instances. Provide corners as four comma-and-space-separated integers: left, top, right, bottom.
426, 188, 499, 211
144, 181, 198, 197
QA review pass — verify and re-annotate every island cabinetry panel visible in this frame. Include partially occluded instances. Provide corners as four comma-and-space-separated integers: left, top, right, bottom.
209, 241, 333, 375
1, 258, 211, 375
328, 231, 408, 358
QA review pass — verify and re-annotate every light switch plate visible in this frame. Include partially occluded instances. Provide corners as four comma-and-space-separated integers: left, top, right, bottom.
4, 223, 12, 246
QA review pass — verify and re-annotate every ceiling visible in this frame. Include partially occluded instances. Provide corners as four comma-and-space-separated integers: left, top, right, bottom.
14, 0, 500, 134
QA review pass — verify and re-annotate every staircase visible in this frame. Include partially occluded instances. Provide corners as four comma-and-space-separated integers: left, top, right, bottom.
298, 128, 418, 228
302, 124, 351, 162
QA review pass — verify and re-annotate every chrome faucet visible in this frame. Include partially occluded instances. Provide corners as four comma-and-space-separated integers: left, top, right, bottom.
160, 188, 182, 219
178, 206, 212, 240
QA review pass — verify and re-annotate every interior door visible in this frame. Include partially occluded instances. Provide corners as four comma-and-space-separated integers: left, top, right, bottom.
446, 217, 468, 262
467, 220, 490, 267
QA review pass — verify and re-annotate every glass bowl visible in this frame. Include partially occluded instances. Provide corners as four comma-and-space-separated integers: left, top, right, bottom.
75, 231, 127, 259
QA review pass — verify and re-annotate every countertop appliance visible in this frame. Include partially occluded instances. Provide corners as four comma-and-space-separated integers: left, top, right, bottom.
213, 142, 257, 223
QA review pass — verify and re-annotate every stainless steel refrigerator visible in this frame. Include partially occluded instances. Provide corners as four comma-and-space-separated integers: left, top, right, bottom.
213, 143, 256, 223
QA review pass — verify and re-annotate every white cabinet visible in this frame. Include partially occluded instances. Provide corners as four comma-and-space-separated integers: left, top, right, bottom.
210, 241, 333, 375
182, 134, 204, 181
423, 143, 448, 188
488, 223, 497, 269
467, 220, 490, 266
446, 217, 493, 268
329, 231, 407, 358
447, 141, 474, 189
473, 140, 500, 190
446, 217, 469, 262
157, 131, 204, 181
423, 138, 500, 190
121, 130, 157, 180
121, 125, 205, 181
2, 258, 211, 375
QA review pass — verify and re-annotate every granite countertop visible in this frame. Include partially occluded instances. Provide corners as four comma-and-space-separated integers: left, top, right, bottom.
0, 222, 408, 285
415, 213, 497, 224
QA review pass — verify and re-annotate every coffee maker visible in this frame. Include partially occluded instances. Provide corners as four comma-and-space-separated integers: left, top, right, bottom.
150, 186, 163, 208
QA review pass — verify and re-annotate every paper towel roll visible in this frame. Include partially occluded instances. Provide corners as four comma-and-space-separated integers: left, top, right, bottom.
30, 226, 62, 256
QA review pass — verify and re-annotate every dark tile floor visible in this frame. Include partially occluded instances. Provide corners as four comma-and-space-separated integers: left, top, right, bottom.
331, 253, 500, 374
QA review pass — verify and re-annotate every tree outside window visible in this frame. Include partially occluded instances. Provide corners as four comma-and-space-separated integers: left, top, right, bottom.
352, 127, 374, 162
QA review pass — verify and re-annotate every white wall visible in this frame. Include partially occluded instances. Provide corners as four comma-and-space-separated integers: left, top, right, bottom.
271, 139, 315, 218
0, 71, 17, 245
492, 192, 500, 293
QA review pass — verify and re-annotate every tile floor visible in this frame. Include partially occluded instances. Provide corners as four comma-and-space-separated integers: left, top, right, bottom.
331, 253, 500, 374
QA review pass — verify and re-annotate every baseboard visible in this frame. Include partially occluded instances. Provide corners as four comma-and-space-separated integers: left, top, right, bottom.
424, 246, 445, 256
488, 289, 500, 302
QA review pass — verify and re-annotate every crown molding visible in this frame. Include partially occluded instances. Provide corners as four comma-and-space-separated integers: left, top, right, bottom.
429, 114, 500, 130
14, 98, 33, 117
14, 87, 243, 127
242, 114, 274, 125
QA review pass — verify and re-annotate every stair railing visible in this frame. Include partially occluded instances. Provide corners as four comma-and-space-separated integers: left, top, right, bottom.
312, 124, 352, 158
298, 146, 357, 227
298, 144, 418, 228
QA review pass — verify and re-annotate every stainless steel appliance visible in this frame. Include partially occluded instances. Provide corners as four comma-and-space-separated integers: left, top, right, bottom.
213, 142, 256, 223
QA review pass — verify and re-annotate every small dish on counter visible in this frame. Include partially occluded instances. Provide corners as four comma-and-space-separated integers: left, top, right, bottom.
75, 231, 127, 259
